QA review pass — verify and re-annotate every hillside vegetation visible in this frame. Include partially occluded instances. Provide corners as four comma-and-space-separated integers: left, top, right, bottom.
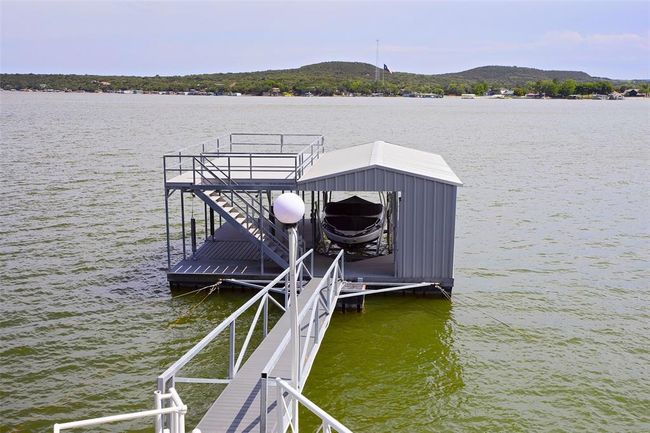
1, 61, 647, 96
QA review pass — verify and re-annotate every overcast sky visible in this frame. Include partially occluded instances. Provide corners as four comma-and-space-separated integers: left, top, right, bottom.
1, 1, 648, 79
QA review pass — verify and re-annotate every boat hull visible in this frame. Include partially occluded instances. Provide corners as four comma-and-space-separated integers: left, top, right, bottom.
321, 196, 385, 249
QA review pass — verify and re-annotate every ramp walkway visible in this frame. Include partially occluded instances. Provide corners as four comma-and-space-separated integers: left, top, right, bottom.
157, 249, 348, 433
196, 276, 321, 432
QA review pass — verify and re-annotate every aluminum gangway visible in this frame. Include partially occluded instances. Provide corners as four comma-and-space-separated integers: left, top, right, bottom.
157, 249, 352, 433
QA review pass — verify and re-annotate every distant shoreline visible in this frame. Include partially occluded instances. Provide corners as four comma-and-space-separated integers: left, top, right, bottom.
2, 88, 648, 100
2, 62, 648, 98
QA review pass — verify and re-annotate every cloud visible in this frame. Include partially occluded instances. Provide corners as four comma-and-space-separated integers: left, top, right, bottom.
588, 32, 649, 48
542, 30, 649, 49
468, 30, 649, 53
542, 31, 585, 44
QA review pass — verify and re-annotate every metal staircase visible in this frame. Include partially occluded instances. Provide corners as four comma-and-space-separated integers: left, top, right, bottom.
163, 133, 324, 274
194, 189, 291, 269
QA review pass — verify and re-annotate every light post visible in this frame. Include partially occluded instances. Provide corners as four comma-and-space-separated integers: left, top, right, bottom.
273, 192, 305, 430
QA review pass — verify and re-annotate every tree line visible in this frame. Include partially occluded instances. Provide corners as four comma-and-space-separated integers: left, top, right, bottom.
2, 72, 648, 97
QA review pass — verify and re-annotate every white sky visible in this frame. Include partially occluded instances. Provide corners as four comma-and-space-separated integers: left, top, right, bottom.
1, 1, 649, 79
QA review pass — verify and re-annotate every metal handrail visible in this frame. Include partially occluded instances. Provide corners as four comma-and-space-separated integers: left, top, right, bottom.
212, 191, 291, 256
164, 133, 324, 183
261, 250, 344, 383
196, 156, 278, 221
275, 379, 353, 433
53, 388, 187, 433
164, 154, 302, 180
164, 133, 230, 156
227, 133, 323, 154
191, 157, 292, 257
259, 251, 345, 432
157, 250, 315, 394
296, 250, 344, 385
293, 136, 324, 178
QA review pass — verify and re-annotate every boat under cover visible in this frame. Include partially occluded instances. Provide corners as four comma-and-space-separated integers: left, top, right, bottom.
322, 195, 385, 248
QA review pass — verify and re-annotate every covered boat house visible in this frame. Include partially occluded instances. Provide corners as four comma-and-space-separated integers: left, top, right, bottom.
297, 140, 462, 288
163, 134, 462, 292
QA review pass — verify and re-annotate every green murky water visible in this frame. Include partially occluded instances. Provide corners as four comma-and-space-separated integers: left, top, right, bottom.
1, 93, 648, 432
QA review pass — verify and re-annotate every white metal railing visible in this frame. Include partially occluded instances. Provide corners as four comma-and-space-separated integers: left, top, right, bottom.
163, 133, 324, 185
53, 388, 187, 433
53, 250, 347, 433
158, 250, 315, 397
260, 250, 348, 432
163, 133, 230, 156
275, 379, 353, 433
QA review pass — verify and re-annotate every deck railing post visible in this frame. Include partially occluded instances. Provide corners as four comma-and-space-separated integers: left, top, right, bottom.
204, 202, 208, 241
259, 191, 264, 274
209, 208, 215, 239
180, 191, 186, 260
229, 321, 236, 379
154, 390, 163, 433
164, 188, 171, 269
260, 373, 268, 433
179, 405, 186, 433
190, 218, 197, 257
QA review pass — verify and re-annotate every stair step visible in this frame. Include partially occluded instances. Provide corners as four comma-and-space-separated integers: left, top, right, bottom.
198, 191, 289, 267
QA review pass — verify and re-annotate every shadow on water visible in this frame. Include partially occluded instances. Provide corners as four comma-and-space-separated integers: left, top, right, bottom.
301, 296, 462, 433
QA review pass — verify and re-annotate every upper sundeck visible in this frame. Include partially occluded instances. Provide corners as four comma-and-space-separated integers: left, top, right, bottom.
164, 133, 325, 189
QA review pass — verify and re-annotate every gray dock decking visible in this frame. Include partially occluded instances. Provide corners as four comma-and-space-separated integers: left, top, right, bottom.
168, 222, 397, 287
196, 277, 323, 433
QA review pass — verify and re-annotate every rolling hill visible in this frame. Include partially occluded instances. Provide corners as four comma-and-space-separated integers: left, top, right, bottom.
1, 61, 644, 96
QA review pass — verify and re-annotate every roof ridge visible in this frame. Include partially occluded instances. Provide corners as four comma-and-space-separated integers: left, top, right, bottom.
369, 140, 384, 165
297, 140, 462, 186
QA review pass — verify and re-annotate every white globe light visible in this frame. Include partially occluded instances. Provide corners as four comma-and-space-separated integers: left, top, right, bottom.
274, 193, 305, 225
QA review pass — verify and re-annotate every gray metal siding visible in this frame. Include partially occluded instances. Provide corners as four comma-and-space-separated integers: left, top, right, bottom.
298, 167, 457, 283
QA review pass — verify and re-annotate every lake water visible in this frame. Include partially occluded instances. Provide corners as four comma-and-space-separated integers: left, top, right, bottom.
1, 92, 648, 432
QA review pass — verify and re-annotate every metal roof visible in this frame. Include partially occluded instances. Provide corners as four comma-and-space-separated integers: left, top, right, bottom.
298, 141, 463, 186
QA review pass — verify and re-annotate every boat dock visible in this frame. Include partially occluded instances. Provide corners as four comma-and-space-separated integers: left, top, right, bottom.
53, 133, 462, 432
163, 133, 462, 293
155, 132, 464, 431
